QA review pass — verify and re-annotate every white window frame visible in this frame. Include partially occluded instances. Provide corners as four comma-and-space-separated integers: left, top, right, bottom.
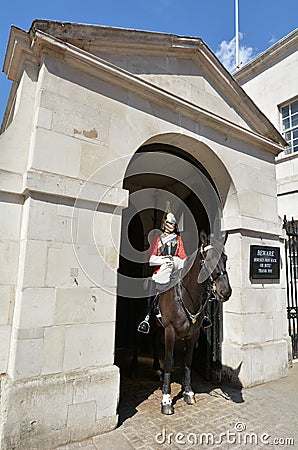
280, 99, 298, 156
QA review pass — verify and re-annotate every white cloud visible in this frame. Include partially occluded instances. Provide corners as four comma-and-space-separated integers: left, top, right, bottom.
215, 33, 255, 73
269, 35, 277, 45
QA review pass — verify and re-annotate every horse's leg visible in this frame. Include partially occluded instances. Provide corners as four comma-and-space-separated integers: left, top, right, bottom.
152, 325, 163, 381
183, 329, 200, 405
161, 325, 175, 415
130, 297, 147, 378
130, 322, 139, 379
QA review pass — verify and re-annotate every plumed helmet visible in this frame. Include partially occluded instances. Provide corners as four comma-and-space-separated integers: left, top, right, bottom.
165, 212, 176, 224
161, 203, 178, 233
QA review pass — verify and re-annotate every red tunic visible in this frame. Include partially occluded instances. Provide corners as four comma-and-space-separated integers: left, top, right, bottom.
149, 234, 187, 274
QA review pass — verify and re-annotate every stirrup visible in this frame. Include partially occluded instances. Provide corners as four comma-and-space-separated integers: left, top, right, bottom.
137, 315, 150, 334
202, 316, 212, 329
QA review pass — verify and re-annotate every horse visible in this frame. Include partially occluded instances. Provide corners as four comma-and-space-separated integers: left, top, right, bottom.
152, 231, 232, 415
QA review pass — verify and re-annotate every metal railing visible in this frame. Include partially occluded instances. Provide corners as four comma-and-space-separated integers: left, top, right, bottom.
283, 216, 298, 359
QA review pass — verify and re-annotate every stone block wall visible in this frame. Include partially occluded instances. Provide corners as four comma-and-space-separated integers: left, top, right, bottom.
222, 231, 289, 386
0, 185, 124, 449
0, 58, 128, 445
0, 26, 290, 448
1, 366, 119, 449
0, 194, 22, 374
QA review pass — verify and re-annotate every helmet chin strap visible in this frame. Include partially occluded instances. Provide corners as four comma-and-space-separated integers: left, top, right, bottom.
164, 224, 175, 234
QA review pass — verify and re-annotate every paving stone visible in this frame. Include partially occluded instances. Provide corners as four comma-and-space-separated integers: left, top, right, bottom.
58, 362, 298, 450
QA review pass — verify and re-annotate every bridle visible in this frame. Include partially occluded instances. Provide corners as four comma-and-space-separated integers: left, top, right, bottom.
175, 244, 227, 325
199, 244, 228, 287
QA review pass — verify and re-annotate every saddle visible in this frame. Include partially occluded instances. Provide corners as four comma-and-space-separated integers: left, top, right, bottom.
137, 295, 211, 333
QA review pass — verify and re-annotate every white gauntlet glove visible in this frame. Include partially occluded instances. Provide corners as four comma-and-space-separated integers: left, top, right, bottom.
149, 255, 173, 266
163, 257, 174, 267
172, 257, 185, 270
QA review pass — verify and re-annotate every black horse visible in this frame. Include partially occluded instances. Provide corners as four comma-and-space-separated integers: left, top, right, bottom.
152, 231, 232, 414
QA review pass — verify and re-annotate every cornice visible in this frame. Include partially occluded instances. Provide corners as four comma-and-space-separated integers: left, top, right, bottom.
234, 28, 298, 85
1, 27, 36, 131
25, 20, 286, 146
29, 20, 204, 54
192, 43, 287, 146
87, 39, 196, 57
3, 27, 37, 82
22, 170, 129, 207
276, 151, 298, 164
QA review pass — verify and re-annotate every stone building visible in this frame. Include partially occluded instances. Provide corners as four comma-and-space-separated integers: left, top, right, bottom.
235, 28, 298, 221
0, 20, 290, 449
235, 28, 298, 364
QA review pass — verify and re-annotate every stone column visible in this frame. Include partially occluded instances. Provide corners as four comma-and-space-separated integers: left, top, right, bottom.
0, 170, 128, 449
222, 229, 290, 387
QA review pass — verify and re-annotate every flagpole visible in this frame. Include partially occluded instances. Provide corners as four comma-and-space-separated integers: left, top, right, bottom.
235, 0, 240, 70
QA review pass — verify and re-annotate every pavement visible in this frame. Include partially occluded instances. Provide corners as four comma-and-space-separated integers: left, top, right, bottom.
57, 360, 298, 450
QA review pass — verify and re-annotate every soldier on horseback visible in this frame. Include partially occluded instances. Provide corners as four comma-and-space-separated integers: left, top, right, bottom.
150, 211, 187, 286
138, 208, 212, 333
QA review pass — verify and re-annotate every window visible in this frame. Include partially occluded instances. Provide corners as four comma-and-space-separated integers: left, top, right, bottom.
281, 100, 298, 155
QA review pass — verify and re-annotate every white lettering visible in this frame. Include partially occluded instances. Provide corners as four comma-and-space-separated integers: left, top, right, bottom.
167, 432, 174, 444
156, 429, 166, 444
226, 430, 237, 444
199, 433, 214, 445
175, 433, 186, 445
260, 433, 270, 444
257, 250, 274, 257
214, 432, 226, 444
187, 433, 198, 445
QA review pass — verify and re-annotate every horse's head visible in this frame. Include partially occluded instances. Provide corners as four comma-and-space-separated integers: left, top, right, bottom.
198, 231, 232, 302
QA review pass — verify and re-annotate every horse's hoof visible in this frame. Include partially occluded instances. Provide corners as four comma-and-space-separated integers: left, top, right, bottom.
161, 404, 174, 415
161, 394, 174, 414
183, 391, 196, 405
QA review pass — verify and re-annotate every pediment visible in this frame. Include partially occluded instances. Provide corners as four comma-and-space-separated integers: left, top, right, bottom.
4, 20, 285, 147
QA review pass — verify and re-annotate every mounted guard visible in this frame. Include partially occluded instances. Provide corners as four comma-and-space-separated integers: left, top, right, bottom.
150, 211, 187, 286
138, 208, 212, 333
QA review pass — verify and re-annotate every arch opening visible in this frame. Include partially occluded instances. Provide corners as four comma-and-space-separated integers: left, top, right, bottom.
115, 142, 229, 419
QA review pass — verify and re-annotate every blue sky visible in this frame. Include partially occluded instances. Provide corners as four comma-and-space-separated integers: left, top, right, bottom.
0, 0, 297, 122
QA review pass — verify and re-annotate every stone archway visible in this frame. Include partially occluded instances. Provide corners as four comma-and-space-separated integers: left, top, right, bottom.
142, 133, 240, 224
116, 138, 237, 413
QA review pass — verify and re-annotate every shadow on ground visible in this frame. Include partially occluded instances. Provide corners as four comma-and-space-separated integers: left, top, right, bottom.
116, 345, 244, 426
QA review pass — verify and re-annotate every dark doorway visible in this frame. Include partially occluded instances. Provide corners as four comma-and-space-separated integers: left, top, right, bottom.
115, 145, 223, 418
